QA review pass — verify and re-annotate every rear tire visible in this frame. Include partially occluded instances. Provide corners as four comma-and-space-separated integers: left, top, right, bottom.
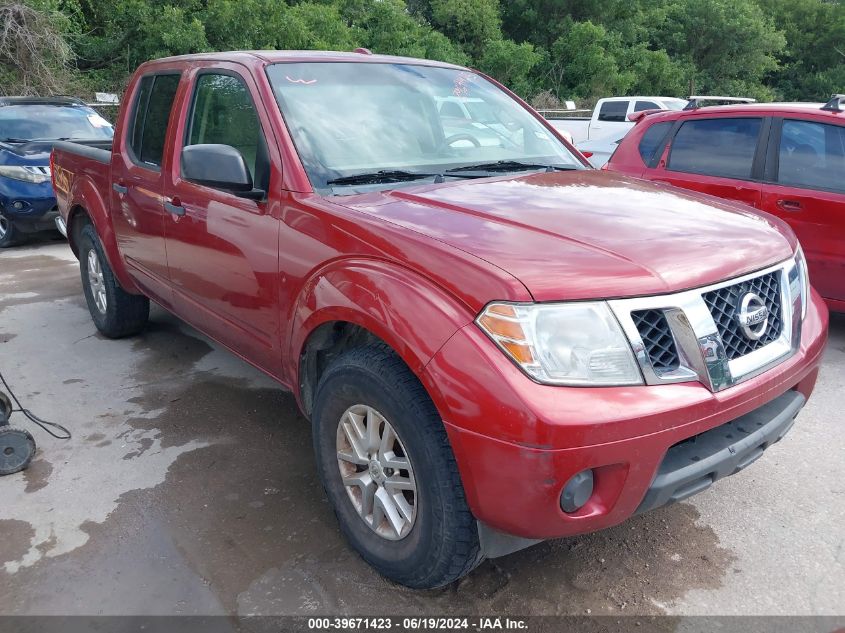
312, 344, 483, 589
0, 213, 21, 248
79, 223, 149, 338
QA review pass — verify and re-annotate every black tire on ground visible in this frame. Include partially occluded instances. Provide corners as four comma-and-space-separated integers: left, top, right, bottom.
0, 427, 36, 476
0, 391, 12, 425
0, 213, 22, 248
78, 222, 149, 338
312, 344, 483, 589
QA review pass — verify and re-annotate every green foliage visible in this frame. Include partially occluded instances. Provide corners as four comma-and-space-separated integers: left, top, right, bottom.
429, 0, 501, 58
4, 0, 844, 105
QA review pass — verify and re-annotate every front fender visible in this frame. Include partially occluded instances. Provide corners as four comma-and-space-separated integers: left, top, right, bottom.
66, 174, 139, 294
287, 258, 475, 397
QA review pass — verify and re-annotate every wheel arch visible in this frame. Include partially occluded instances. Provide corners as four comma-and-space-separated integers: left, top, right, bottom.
65, 178, 139, 293
290, 259, 474, 418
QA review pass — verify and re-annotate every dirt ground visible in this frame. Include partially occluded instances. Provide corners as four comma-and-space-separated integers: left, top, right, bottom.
1, 241, 843, 619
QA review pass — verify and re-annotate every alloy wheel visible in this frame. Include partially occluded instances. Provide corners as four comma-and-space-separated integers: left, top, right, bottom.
336, 404, 417, 540
87, 248, 108, 314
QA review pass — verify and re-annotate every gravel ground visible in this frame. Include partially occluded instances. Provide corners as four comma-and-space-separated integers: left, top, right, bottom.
0, 241, 843, 619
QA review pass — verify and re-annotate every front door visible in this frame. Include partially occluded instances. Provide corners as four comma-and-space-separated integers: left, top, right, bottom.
111, 72, 181, 304
761, 117, 845, 305
163, 66, 281, 374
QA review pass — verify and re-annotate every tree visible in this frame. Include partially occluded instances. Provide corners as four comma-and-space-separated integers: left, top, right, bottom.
651, 0, 786, 98
429, 0, 502, 58
0, 1, 75, 95
478, 39, 540, 97
541, 19, 635, 101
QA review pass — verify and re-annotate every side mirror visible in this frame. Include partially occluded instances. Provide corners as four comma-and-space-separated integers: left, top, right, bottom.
181, 144, 263, 198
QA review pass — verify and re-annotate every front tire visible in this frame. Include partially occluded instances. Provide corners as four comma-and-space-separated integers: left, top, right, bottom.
0, 213, 21, 248
312, 344, 482, 589
79, 223, 149, 338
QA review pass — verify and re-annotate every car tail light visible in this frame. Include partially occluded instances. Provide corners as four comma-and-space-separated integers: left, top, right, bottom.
581, 151, 594, 158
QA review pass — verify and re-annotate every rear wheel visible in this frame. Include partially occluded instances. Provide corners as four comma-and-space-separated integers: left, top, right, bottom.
0, 213, 21, 248
312, 344, 482, 589
79, 223, 149, 338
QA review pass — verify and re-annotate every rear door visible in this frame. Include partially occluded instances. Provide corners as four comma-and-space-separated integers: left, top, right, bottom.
111, 72, 182, 303
761, 116, 845, 304
590, 100, 631, 141
654, 116, 766, 209
162, 65, 281, 374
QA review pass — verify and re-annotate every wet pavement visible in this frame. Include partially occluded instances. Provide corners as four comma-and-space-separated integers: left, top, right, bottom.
0, 242, 843, 617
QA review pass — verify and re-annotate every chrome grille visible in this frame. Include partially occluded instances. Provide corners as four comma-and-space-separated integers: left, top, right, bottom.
609, 258, 801, 393
702, 271, 783, 360
632, 309, 680, 373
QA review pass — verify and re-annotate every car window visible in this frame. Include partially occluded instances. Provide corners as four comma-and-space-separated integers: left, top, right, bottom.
439, 101, 466, 119
778, 119, 845, 193
0, 104, 113, 142
186, 73, 270, 192
668, 117, 762, 180
634, 101, 660, 112
638, 121, 673, 164
129, 74, 180, 168
598, 101, 628, 123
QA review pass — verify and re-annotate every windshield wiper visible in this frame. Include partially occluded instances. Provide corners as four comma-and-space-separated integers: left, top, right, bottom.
0, 137, 30, 143
445, 160, 578, 174
326, 170, 440, 186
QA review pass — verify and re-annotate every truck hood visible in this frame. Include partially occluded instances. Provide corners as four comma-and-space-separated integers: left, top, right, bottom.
340, 170, 796, 301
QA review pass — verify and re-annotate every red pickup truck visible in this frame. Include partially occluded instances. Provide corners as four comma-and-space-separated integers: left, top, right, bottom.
52, 51, 828, 589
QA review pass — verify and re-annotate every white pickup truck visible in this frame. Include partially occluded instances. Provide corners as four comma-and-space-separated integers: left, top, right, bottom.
544, 96, 688, 143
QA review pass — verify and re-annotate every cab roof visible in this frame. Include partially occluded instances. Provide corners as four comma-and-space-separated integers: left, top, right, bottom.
144, 50, 467, 71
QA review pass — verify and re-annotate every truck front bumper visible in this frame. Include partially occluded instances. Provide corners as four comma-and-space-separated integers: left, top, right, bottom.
423, 289, 828, 544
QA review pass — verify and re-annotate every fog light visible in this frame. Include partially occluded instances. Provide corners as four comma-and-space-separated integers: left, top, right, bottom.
560, 469, 594, 513
12, 201, 25, 210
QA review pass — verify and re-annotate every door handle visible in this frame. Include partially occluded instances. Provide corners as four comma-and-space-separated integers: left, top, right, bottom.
112, 183, 127, 194
164, 199, 185, 217
776, 199, 802, 211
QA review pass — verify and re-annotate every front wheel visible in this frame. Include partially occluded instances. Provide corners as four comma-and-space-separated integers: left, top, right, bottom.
79, 223, 149, 338
312, 344, 482, 589
0, 213, 21, 248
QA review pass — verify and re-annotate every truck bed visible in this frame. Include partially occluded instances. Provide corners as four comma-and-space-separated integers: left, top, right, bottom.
53, 139, 112, 164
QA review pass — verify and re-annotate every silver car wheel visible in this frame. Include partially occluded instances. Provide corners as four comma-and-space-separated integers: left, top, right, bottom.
336, 404, 417, 540
0, 214, 9, 239
87, 248, 108, 315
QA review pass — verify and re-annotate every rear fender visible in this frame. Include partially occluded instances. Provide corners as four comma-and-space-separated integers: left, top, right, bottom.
66, 175, 139, 293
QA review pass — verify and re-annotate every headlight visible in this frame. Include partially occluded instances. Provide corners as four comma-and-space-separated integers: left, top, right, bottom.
0, 165, 51, 184
795, 245, 810, 320
476, 302, 643, 386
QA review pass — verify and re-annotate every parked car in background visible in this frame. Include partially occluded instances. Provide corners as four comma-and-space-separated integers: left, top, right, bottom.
576, 135, 623, 168
607, 96, 845, 312
52, 51, 826, 589
544, 96, 688, 143
0, 96, 114, 247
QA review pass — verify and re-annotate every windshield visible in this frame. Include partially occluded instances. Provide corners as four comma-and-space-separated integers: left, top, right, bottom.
0, 105, 114, 142
267, 62, 584, 193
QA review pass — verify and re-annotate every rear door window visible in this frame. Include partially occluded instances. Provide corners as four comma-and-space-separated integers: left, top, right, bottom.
634, 101, 660, 112
598, 101, 629, 123
777, 119, 845, 193
668, 117, 762, 180
128, 73, 181, 168
638, 121, 673, 165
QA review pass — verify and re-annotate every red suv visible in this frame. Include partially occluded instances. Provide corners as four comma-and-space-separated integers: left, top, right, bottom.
607, 96, 845, 312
